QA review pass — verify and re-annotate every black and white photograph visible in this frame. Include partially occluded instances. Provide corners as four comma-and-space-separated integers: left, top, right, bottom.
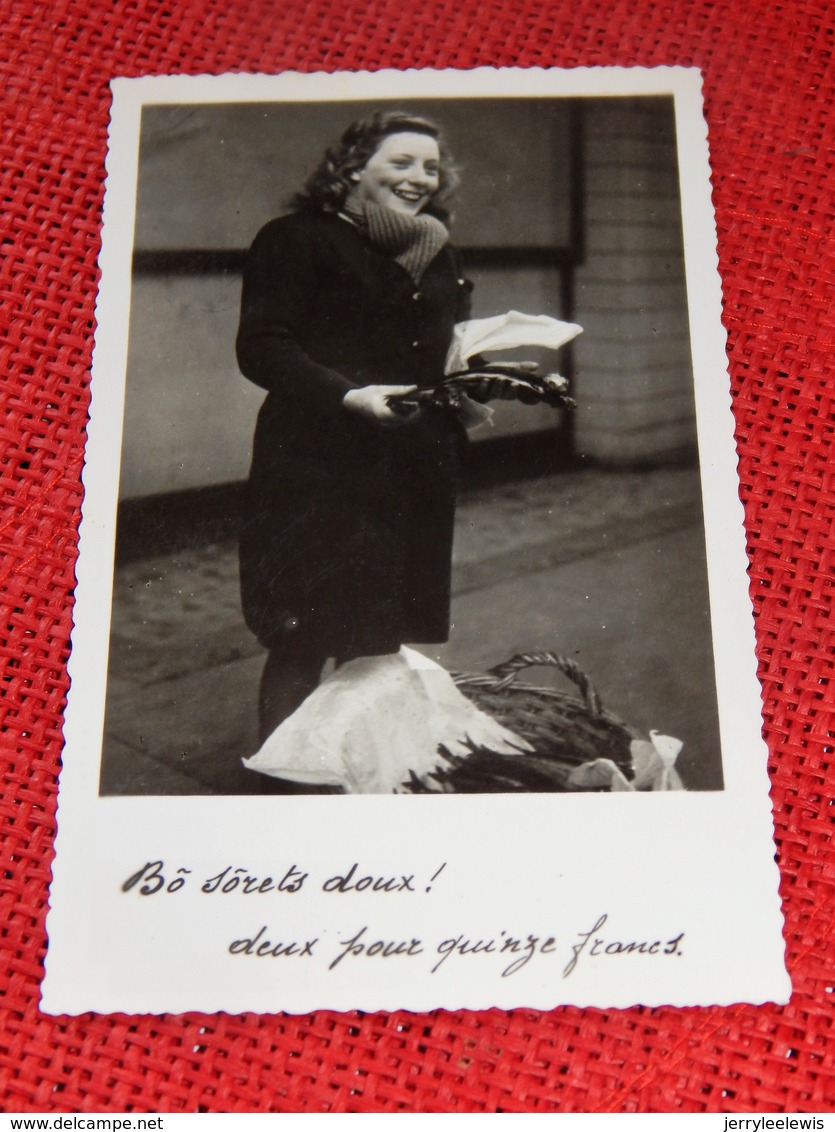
100, 88, 721, 797
43, 68, 788, 1016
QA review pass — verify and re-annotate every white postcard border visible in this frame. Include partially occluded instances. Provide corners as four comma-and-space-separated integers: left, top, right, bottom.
43, 66, 789, 1015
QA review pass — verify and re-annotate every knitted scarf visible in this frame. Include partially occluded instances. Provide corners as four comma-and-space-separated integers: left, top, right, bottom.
341, 199, 449, 283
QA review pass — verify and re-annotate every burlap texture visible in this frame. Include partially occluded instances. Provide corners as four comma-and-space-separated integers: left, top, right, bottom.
2, 0, 833, 1113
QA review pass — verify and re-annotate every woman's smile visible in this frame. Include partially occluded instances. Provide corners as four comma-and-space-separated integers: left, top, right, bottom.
348, 131, 441, 215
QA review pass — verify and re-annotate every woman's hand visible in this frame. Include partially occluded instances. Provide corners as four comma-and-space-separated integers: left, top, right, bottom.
343, 384, 421, 427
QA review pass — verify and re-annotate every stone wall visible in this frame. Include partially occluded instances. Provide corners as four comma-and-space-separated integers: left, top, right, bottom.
573, 98, 696, 464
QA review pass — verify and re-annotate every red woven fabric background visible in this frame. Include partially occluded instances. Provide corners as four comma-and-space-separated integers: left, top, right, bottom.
1, 0, 833, 1113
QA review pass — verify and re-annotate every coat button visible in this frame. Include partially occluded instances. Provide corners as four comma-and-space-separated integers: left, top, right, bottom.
412, 340, 421, 349
412, 291, 423, 301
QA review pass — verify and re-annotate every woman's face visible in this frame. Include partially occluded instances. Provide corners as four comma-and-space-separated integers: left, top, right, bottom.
349, 131, 441, 216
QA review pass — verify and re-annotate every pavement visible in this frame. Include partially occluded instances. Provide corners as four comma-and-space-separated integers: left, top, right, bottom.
100, 464, 724, 795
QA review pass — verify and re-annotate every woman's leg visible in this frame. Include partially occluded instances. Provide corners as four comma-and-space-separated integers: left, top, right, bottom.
258, 641, 328, 745
254, 641, 401, 795
252, 642, 332, 795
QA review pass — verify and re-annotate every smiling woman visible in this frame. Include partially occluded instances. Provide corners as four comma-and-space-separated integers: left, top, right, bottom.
235, 112, 473, 765
292, 110, 460, 220
347, 132, 441, 215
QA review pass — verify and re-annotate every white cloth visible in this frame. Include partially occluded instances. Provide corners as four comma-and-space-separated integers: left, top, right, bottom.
565, 731, 685, 792
446, 311, 583, 375
244, 647, 533, 794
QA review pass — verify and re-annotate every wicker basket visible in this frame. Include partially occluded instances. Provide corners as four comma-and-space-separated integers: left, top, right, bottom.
408, 651, 640, 793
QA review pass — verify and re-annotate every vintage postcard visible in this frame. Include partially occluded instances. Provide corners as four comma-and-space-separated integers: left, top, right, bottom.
43, 66, 789, 1014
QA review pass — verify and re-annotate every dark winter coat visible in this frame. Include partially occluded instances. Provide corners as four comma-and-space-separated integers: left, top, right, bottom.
236, 209, 472, 655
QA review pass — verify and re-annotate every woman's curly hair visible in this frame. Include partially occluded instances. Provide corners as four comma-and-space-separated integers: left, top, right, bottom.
292, 111, 459, 223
